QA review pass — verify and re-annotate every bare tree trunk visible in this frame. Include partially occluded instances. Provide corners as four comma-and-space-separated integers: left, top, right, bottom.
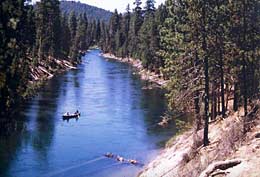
233, 82, 239, 111
211, 82, 217, 120
217, 86, 220, 114
220, 50, 225, 117
225, 84, 230, 111
202, 1, 210, 146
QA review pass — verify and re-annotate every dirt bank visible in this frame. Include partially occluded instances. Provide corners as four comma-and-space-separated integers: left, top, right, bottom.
28, 56, 77, 82
139, 104, 260, 177
101, 53, 168, 87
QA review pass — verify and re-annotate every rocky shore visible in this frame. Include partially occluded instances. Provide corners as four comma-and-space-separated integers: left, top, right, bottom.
101, 53, 168, 87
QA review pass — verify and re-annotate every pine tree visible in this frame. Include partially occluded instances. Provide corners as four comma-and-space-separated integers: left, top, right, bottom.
121, 4, 131, 57
139, 0, 162, 70
23, 5, 36, 56
108, 9, 120, 53
60, 13, 71, 58
91, 20, 98, 43
99, 21, 108, 51
76, 14, 88, 52
139, 15, 155, 69
35, 0, 61, 60
68, 11, 77, 58
0, 0, 28, 114
154, 4, 167, 70
144, 0, 156, 15
128, 0, 143, 58
96, 20, 101, 43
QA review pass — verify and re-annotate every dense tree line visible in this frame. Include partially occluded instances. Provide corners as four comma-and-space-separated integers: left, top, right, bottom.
101, 0, 259, 146
0, 0, 102, 116
100, 0, 167, 73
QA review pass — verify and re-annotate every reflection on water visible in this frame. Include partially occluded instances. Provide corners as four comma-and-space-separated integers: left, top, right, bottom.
0, 49, 179, 177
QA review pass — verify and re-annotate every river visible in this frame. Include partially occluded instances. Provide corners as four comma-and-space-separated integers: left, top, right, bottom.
0, 49, 179, 177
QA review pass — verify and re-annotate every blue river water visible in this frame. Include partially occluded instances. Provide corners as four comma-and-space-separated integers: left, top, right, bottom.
0, 50, 179, 177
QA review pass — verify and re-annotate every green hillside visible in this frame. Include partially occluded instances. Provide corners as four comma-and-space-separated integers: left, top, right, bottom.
60, 1, 112, 22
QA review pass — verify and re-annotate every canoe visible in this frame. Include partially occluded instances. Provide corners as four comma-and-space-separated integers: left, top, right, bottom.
62, 113, 80, 119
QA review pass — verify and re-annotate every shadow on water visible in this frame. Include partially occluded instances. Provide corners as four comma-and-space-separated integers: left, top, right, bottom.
0, 72, 67, 177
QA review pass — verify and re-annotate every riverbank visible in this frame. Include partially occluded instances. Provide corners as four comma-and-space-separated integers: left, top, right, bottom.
29, 58, 77, 81
25, 57, 79, 98
101, 53, 168, 87
139, 103, 260, 177
0, 56, 80, 135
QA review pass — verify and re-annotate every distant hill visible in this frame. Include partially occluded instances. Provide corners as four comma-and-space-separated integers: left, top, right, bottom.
60, 1, 112, 22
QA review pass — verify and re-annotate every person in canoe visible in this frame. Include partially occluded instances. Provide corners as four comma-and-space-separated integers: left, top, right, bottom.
63, 111, 80, 119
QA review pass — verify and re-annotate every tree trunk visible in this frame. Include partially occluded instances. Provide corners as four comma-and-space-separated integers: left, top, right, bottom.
242, 0, 247, 116
194, 51, 201, 131
233, 82, 238, 111
202, 1, 209, 146
242, 54, 247, 116
217, 86, 220, 114
225, 84, 230, 111
199, 159, 242, 177
211, 83, 217, 120
220, 46, 225, 117
193, 40, 202, 148
203, 55, 210, 146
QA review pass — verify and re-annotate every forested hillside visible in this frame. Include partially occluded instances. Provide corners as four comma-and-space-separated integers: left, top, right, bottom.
100, 0, 260, 146
60, 1, 112, 22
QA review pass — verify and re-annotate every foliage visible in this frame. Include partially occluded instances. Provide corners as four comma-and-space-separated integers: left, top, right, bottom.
60, 1, 112, 23
100, 0, 260, 146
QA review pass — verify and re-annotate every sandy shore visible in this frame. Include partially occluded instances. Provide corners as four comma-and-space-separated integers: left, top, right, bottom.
139, 106, 260, 177
101, 53, 168, 87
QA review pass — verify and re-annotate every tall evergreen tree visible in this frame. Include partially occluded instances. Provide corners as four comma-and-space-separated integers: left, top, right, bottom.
96, 20, 101, 43
128, 0, 143, 57
144, 0, 156, 14
121, 4, 131, 57
68, 11, 77, 58
108, 9, 120, 53
60, 13, 71, 58
23, 5, 36, 56
76, 14, 88, 51
0, 0, 28, 114
35, 0, 61, 60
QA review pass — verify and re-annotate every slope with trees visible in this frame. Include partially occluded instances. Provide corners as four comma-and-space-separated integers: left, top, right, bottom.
60, 1, 112, 23
100, 0, 260, 148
